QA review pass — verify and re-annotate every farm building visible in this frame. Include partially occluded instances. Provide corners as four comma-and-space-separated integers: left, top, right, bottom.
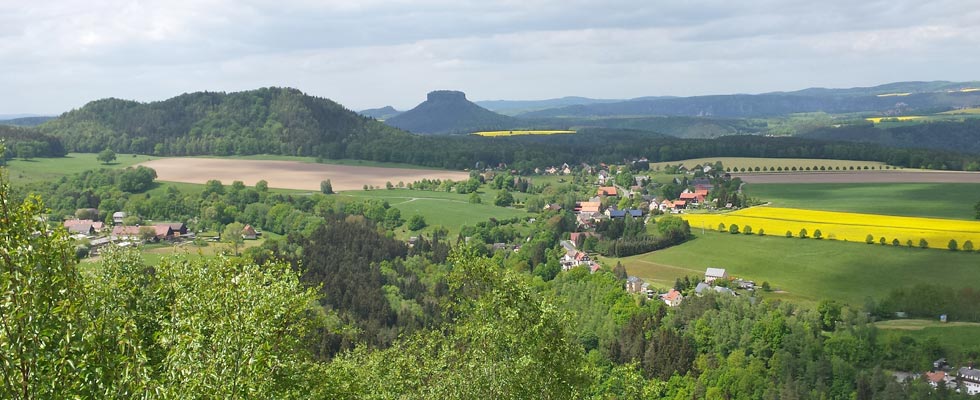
597, 186, 618, 197
63, 219, 104, 235
112, 211, 127, 225
242, 224, 258, 240
705, 268, 728, 284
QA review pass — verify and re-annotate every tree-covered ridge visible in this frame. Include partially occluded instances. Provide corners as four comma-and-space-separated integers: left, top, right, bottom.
802, 119, 980, 157
39, 87, 407, 157
0, 125, 67, 161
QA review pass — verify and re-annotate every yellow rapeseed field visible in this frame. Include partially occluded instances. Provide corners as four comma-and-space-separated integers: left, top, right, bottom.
865, 116, 924, 124
472, 130, 575, 137
875, 92, 911, 97
682, 207, 980, 250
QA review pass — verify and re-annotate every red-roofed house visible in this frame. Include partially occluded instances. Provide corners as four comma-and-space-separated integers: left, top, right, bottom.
576, 202, 602, 214
569, 232, 598, 246
242, 224, 258, 240
63, 219, 104, 235
590, 262, 601, 274
597, 186, 618, 197
661, 289, 684, 307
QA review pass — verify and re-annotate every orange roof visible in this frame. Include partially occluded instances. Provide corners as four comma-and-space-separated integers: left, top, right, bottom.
926, 371, 946, 383
663, 289, 682, 301
578, 201, 601, 213
112, 226, 142, 236
679, 192, 699, 199
694, 189, 709, 197
673, 200, 687, 206
597, 186, 618, 196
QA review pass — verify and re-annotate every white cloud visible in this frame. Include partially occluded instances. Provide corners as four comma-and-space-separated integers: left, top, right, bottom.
1, 0, 979, 113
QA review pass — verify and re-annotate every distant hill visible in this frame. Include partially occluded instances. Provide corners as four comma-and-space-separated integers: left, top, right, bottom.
519, 81, 980, 118
801, 119, 980, 155
0, 116, 56, 127
358, 106, 402, 120
38, 87, 408, 158
520, 116, 765, 139
385, 91, 520, 135
475, 96, 623, 116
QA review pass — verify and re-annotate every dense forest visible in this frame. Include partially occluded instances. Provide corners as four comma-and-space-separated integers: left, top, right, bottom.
0, 125, 67, 162
802, 119, 980, 156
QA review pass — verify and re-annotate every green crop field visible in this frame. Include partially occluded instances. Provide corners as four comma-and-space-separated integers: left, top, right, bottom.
744, 182, 980, 220
649, 157, 887, 171
602, 231, 980, 306
340, 189, 528, 238
4, 153, 159, 183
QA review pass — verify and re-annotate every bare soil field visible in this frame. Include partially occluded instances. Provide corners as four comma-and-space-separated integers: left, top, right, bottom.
139, 158, 469, 191
735, 171, 980, 184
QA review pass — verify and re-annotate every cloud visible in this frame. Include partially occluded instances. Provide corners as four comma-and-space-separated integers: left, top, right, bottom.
1, 0, 978, 113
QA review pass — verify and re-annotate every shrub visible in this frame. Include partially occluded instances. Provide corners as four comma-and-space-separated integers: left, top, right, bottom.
813, 229, 822, 239
729, 224, 739, 234
948, 239, 958, 251
799, 228, 808, 239
965, 240, 974, 252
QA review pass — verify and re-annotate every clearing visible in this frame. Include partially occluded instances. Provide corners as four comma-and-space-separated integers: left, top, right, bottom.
603, 231, 980, 306
472, 130, 575, 137
139, 157, 469, 192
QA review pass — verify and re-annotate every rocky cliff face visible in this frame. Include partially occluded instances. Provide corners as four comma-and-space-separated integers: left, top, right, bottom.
385, 90, 518, 135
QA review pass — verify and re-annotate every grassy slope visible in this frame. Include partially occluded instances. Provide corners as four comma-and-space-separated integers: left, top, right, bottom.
603, 231, 980, 306
338, 189, 528, 238
4, 153, 159, 183
745, 183, 980, 220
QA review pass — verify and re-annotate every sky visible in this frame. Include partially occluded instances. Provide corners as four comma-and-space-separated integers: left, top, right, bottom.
2, 0, 980, 114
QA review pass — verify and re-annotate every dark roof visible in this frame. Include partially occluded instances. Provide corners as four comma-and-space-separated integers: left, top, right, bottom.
628, 209, 643, 217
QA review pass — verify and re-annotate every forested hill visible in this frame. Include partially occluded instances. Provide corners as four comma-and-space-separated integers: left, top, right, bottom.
801, 119, 980, 155
519, 81, 980, 118
39, 87, 408, 157
384, 90, 520, 134
358, 106, 401, 120
0, 125, 67, 159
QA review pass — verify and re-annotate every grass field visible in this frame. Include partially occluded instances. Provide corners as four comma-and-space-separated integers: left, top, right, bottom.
603, 231, 980, 306
680, 206, 980, 250
744, 183, 980, 220
876, 319, 980, 364
649, 157, 887, 171
472, 130, 575, 137
339, 189, 528, 238
4, 153, 159, 183
939, 107, 980, 115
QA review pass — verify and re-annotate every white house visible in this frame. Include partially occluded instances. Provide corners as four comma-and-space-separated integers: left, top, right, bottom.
705, 267, 728, 284
959, 367, 980, 395
661, 289, 683, 307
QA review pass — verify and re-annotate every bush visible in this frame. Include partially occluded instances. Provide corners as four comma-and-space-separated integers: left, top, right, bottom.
964, 240, 974, 252
799, 228, 808, 239
743, 225, 752, 235
865, 234, 874, 244
919, 238, 929, 249
785, 230, 793, 238
813, 229, 822, 239
948, 239, 958, 251
728, 224, 739, 234
757, 228, 765, 236
407, 214, 427, 231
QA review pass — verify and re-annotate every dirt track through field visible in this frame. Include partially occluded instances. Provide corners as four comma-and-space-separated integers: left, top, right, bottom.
139, 158, 470, 191
735, 171, 980, 184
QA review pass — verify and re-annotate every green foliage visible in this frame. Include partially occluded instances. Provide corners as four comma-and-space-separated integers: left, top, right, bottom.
222, 222, 245, 255
97, 147, 116, 164
813, 229, 822, 239
948, 239, 958, 251
494, 190, 514, 207
407, 214, 427, 231
728, 223, 739, 234
798, 228, 807, 239
742, 225, 752, 235
320, 179, 333, 194
866, 234, 874, 244
919, 238, 929, 249
322, 249, 589, 398
965, 240, 974, 251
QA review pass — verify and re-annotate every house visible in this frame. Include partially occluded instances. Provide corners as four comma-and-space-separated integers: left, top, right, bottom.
597, 186, 618, 197
626, 276, 645, 294
597, 170, 611, 184
589, 262, 601, 274
153, 225, 174, 240
677, 166, 689, 174
694, 282, 712, 296
112, 211, 127, 225
63, 219, 104, 235
569, 232, 598, 246
576, 201, 601, 214
672, 200, 687, 210
925, 371, 953, 389
560, 240, 577, 252
957, 367, 980, 395
661, 289, 683, 307
606, 208, 627, 219
158, 222, 188, 236
634, 176, 648, 187
627, 209, 643, 218
242, 224, 258, 240
544, 166, 559, 175
111, 226, 142, 240
543, 203, 563, 212
659, 199, 675, 212
705, 268, 728, 284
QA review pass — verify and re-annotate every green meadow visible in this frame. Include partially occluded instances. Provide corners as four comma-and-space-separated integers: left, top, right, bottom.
4, 152, 158, 183
339, 188, 528, 238
603, 231, 980, 306
744, 182, 980, 220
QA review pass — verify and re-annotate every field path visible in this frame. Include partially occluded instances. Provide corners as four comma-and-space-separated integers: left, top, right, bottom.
139, 158, 469, 191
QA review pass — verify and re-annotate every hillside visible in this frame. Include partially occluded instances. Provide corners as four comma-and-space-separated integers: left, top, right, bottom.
358, 106, 401, 120
39, 87, 408, 158
0, 116, 56, 127
801, 119, 980, 156
0, 125, 66, 159
519, 81, 980, 118
522, 116, 766, 139
385, 90, 520, 134
475, 96, 623, 115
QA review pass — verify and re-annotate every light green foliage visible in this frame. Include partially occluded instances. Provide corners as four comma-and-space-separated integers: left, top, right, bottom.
494, 190, 514, 207
407, 214, 427, 231
323, 248, 589, 398
0, 175, 86, 399
222, 222, 245, 255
